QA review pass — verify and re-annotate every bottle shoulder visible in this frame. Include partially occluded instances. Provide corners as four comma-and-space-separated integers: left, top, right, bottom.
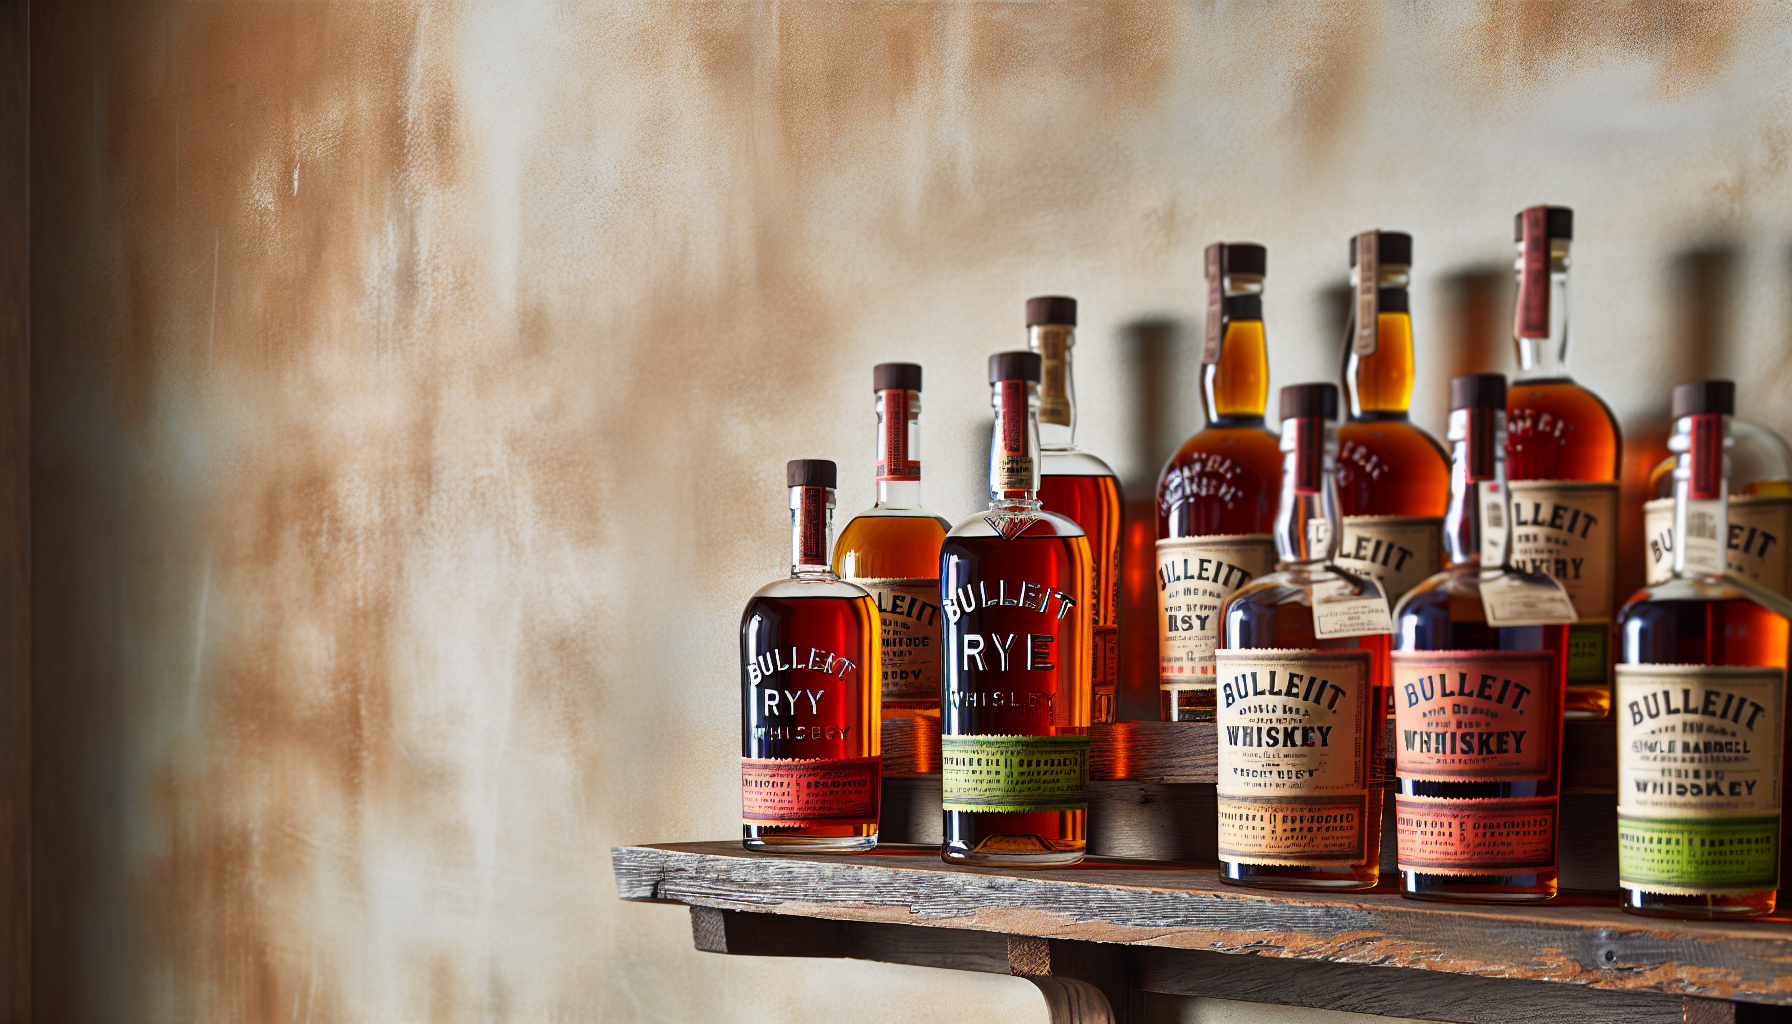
1619, 574, 1792, 622
747, 576, 875, 603
1041, 449, 1116, 478
1158, 427, 1283, 490
840, 506, 953, 529
946, 507, 1087, 540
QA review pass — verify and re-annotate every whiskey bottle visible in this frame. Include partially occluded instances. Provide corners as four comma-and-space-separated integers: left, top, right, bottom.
1392, 374, 1572, 901
1217, 383, 1393, 891
1336, 231, 1449, 607
1156, 243, 1283, 722
1029, 297, 1123, 725
834, 363, 953, 717
940, 352, 1094, 866
741, 460, 882, 853
1642, 384, 1792, 596
1505, 205, 1623, 718
1616, 381, 1792, 918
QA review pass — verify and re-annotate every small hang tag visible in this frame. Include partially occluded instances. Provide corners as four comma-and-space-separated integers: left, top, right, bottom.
1312, 575, 1394, 639
1478, 481, 1508, 568
1203, 243, 1225, 365
1681, 498, 1726, 577
1480, 570, 1579, 628
1353, 231, 1379, 357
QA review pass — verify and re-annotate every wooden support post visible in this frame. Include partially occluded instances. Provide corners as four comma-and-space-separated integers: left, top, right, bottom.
1007, 936, 1128, 1024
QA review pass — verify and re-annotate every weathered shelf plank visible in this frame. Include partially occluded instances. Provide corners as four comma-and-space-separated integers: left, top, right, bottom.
613, 841, 1792, 1007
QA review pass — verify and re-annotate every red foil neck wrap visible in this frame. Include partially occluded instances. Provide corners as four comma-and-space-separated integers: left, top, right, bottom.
1516, 206, 1550, 339
1000, 379, 1027, 463
1690, 414, 1723, 501
797, 486, 828, 564
1466, 407, 1496, 482
877, 388, 919, 482
1293, 417, 1323, 495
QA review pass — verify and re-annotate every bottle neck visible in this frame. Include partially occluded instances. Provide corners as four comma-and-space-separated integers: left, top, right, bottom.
1274, 416, 1341, 566
1204, 314, 1269, 425
1030, 324, 1078, 451
1671, 413, 1731, 578
1513, 238, 1572, 381
874, 387, 923, 508
989, 379, 1043, 510
1444, 407, 1510, 568
1344, 266, 1414, 418
790, 486, 839, 578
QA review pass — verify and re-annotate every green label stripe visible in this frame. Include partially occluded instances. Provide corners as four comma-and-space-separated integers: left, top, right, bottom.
1566, 624, 1607, 683
1618, 814, 1780, 892
941, 735, 1089, 813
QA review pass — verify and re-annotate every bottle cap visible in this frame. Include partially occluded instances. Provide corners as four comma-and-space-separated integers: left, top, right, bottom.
1210, 243, 1267, 276
1450, 373, 1507, 411
1025, 296, 1077, 327
1514, 206, 1573, 242
1280, 383, 1339, 421
1221, 294, 1261, 320
787, 459, 837, 488
1672, 380, 1735, 418
1349, 231, 1412, 267
988, 351, 1043, 384
873, 363, 922, 393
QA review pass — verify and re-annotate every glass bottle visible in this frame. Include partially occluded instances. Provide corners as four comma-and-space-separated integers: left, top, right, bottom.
1336, 231, 1450, 606
1029, 297, 1123, 725
741, 460, 882, 853
1392, 374, 1570, 901
1642, 383, 1792, 597
1505, 205, 1623, 719
1616, 381, 1792, 918
1156, 243, 1283, 722
1217, 383, 1391, 891
835, 363, 953, 725
940, 352, 1094, 867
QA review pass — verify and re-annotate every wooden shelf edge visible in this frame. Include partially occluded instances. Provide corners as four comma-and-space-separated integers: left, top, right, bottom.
612, 840, 1792, 1006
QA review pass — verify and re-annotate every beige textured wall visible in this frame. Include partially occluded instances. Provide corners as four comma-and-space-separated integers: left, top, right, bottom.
27, 2, 1792, 1021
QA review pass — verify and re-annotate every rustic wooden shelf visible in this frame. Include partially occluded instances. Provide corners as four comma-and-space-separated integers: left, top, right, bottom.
614, 841, 1792, 1024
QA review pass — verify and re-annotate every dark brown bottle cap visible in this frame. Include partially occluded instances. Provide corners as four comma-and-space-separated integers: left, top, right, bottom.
787, 459, 837, 488
1221, 294, 1261, 320
1349, 231, 1412, 267
1450, 373, 1507, 411
873, 363, 922, 393
1210, 243, 1267, 276
1514, 206, 1573, 242
989, 350, 1043, 384
1672, 380, 1735, 418
1025, 296, 1077, 327
1280, 382, 1338, 421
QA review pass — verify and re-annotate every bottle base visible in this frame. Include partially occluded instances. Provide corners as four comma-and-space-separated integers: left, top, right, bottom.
942, 838, 1085, 868
1622, 886, 1776, 918
1402, 870, 1557, 902
1563, 683, 1610, 719
743, 831, 878, 855
1221, 860, 1378, 891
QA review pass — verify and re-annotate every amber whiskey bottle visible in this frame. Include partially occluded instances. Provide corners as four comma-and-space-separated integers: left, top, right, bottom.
1336, 231, 1449, 607
940, 352, 1094, 866
1217, 383, 1391, 891
1392, 374, 1571, 901
1616, 381, 1792, 918
741, 460, 882, 853
1642, 383, 1792, 597
1156, 243, 1283, 722
834, 363, 953, 723
1029, 297, 1123, 725
1505, 206, 1622, 718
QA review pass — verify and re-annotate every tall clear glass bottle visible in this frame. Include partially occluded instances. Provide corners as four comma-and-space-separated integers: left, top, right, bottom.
835, 364, 953, 731
1217, 384, 1391, 891
1156, 244, 1283, 721
1392, 374, 1570, 901
1616, 381, 1791, 918
1029, 297, 1123, 725
1643, 382, 1792, 597
1505, 206, 1622, 718
1336, 231, 1450, 606
741, 460, 882, 853
940, 352, 1093, 866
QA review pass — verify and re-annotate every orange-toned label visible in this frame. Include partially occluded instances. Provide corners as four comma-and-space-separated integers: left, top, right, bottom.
742, 756, 880, 826
1393, 650, 1558, 782
1396, 795, 1556, 875
1217, 795, 1369, 866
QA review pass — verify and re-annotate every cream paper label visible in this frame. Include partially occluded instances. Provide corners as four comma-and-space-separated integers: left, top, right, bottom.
1215, 649, 1372, 866
1507, 481, 1619, 621
1337, 515, 1444, 610
1644, 496, 1792, 597
1157, 535, 1278, 689
1616, 663, 1785, 894
853, 578, 943, 703
1036, 326, 1072, 427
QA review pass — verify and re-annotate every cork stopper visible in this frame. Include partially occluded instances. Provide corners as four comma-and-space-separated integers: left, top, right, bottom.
873, 363, 922, 393
1349, 231, 1412, 267
988, 351, 1043, 384
786, 459, 837, 488
1025, 296, 1077, 327
1672, 380, 1735, 418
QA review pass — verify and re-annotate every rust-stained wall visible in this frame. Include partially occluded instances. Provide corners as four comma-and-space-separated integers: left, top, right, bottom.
25, 3, 1792, 1022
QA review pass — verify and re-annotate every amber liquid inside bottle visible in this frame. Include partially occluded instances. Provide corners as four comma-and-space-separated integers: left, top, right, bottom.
1040, 473, 1121, 723
1338, 313, 1449, 519
941, 523, 1092, 865
1508, 380, 1623, 718
741, 590, 882, 851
